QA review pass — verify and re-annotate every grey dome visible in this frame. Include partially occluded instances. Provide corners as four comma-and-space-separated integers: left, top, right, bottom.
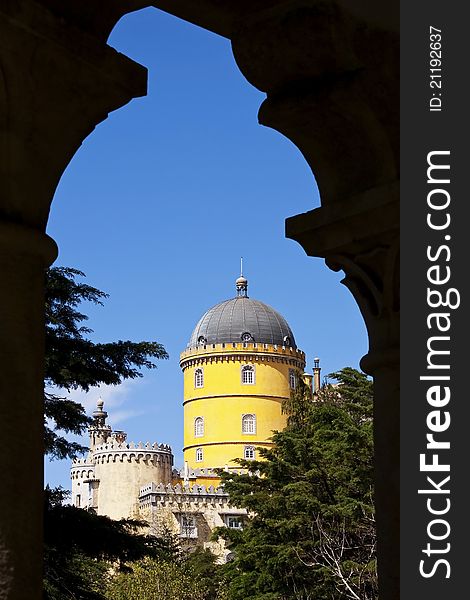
188, 296, 297, 349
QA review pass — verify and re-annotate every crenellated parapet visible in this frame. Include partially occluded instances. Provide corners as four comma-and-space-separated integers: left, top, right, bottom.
139, 481, 230, 510
92, 440, 173, 466
71, 455, 93, 466
70, 454, 95, 481
180, 342, 305, 371
70, 465, 95, 481
185, 467, 220, 479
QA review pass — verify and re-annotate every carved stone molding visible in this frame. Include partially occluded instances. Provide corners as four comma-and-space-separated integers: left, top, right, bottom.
326, 237, 399, 374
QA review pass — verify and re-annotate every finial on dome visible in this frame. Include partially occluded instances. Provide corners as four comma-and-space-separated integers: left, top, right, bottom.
236, 258, 248, 297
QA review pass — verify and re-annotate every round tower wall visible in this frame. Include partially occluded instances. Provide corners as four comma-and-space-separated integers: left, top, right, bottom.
70, 459, 94, 508
92, 444, 173, 520
181, 344, 305, 471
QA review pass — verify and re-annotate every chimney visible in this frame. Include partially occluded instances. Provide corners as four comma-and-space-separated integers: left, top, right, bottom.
313, 357, 321, 393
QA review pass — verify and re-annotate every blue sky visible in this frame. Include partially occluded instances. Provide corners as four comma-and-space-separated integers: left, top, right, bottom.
44, 8, 368, 490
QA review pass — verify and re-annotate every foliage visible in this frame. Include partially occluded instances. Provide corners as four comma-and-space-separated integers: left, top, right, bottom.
43, 486, 178, 600
105, 549, 229, 600
184, 547, 228, 600
105, 557, 206, 600
44, 266, 168, 459
44, 488, 228, 600
217, 368, 377, 600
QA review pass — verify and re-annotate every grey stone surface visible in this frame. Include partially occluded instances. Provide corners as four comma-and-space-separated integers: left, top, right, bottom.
188, 296, 296, 348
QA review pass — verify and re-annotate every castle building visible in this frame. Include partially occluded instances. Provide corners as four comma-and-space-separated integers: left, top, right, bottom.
70, 399, 173, 520
181, 274, 307, 488
71, 274, 319, 551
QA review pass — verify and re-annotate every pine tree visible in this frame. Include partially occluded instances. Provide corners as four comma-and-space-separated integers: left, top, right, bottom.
44, 266, 168, 459
217, 368, 377, 600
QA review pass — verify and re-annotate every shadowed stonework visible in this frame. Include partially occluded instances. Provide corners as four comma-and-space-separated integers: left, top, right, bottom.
0, 2, 398, 598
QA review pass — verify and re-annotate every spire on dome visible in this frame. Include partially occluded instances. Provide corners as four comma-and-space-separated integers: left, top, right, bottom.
235, 258, 248, 297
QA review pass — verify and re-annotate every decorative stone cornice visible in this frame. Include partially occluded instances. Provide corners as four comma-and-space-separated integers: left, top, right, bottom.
180, 342, 305, 371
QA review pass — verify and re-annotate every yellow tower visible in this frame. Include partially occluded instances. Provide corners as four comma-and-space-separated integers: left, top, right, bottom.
180, 275, 305, 486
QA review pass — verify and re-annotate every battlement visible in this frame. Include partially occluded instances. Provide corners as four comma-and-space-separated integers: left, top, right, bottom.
71, 455, 93, 467
70, 465, 95, 480
185, 467, 220, 479
180, 342, 305, 369
92, 440, 173, 465
139, 481, 229, 508
93, 439, 171, 453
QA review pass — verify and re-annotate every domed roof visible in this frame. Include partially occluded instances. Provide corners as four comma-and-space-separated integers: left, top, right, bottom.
187, 276, 297, 349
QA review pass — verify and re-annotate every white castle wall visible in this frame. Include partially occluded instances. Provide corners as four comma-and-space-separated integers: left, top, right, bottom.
93, 440, 173, 520
139, 482, 247, 561
70, 455, 94, 509
71, 441, 173, 520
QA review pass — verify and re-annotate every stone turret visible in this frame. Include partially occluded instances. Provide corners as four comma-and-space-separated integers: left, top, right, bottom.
70, 399, 174, 519
89, 397, 112, 450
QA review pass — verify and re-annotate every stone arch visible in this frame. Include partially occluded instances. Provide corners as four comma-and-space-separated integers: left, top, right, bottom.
0, 2, 398, 599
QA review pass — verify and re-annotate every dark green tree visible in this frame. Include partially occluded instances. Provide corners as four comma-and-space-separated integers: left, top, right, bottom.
44, 487, 179, 600
43, 268, 173, 599
44, 266, 168, 459
217, 368, 376, 600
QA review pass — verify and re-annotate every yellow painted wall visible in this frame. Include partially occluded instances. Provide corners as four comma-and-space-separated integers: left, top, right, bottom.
181, 344, 305, 474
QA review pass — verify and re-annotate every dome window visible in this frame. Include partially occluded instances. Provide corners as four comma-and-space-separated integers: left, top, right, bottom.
289, 369, 297, 390
242, 413, 256, 434
283, 336, 291, 346
194, 368, 204, 388
244, 445, 255, 460
241, 364, 255, 385
241, 332, 253, 342
196, 447, 203, 462
194, 417, 204, 437
197, 336, 207, 346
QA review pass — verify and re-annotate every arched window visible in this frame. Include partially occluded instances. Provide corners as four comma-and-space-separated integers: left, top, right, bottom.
242, 413, 256, 434
289, 369, 296, 390
196, 447, 203, 462
244, 446, 255, 460
194, 417, 204, 437
194, 368, 204, 388
241, 364, 255, 385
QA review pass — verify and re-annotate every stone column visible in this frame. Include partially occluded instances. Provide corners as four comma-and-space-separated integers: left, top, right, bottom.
0, 1, 147, 596
0, 225, 57, 599
229, 2, 399, 597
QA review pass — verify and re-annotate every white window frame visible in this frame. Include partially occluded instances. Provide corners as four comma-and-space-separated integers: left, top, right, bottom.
242, 413, 256, 434
244, 445, 255, 460
289, 368, 296, 390
194, 416, 204, 437
225, 515, 243, 529
241, 364, 255, 385
194, 368, 204, 388
196, 447, 203, 462
179, 514, 197, 538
